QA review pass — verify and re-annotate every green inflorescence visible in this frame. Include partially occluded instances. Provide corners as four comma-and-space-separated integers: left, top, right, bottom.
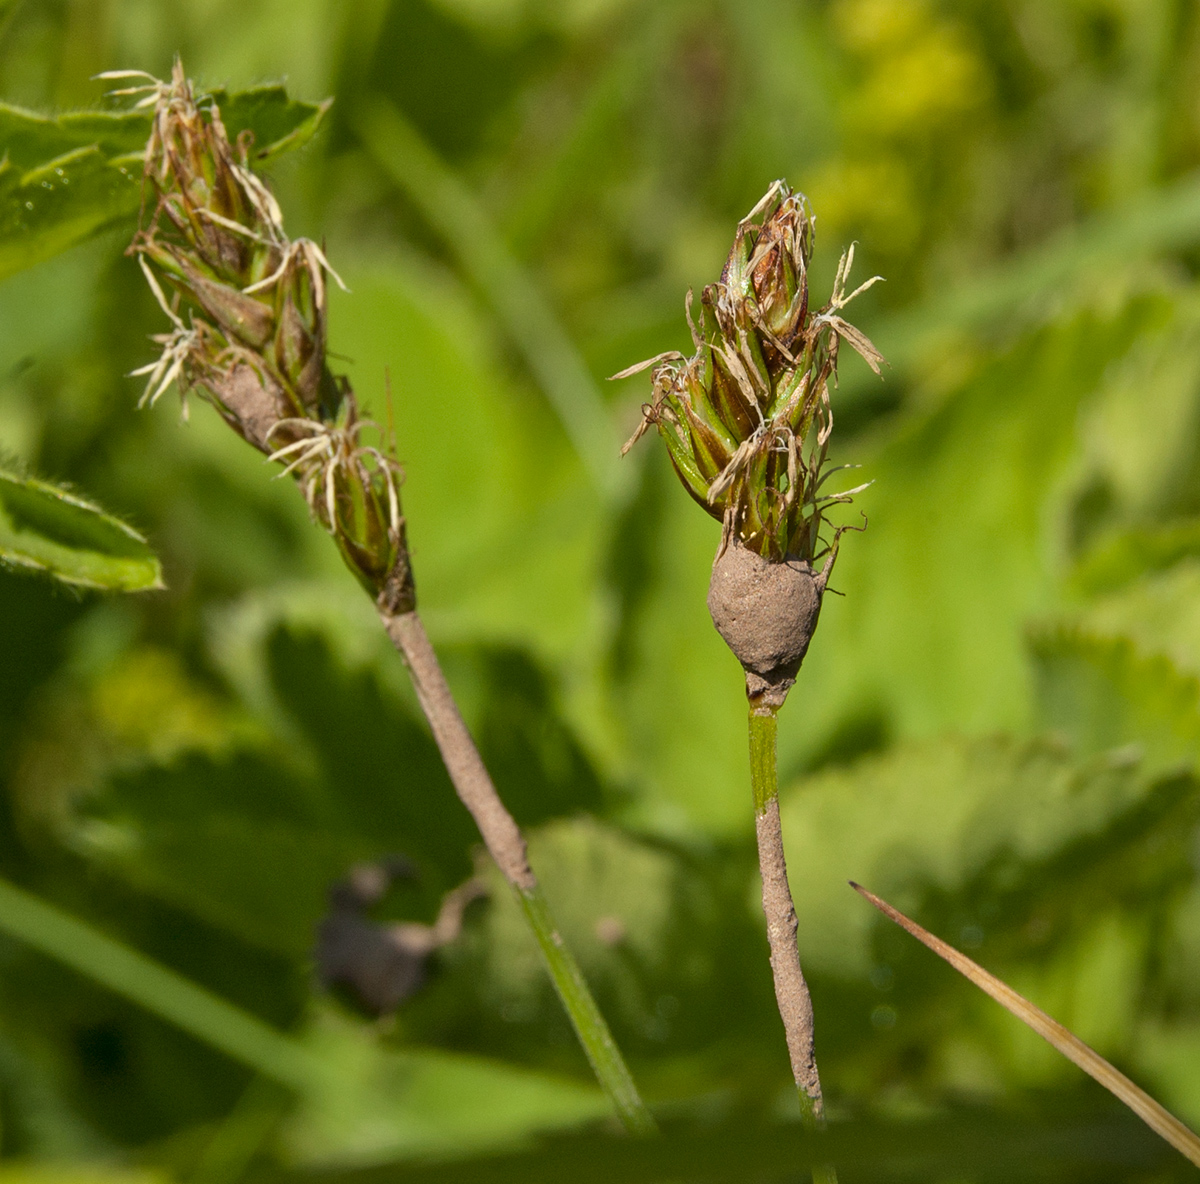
617, 181, 881, 562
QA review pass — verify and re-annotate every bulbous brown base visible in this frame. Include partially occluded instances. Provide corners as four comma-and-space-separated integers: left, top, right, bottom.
707, 539, 824, 708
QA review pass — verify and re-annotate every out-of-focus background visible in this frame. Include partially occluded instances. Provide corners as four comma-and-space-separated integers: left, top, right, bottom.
4, 0, 1200, 1179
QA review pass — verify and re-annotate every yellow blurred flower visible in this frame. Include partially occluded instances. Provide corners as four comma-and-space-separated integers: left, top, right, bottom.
834, 0, 988, 138
805, 156, 920, 253
833, 0, 927, 52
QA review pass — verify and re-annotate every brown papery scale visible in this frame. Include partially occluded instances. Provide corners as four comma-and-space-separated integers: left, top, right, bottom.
708, 540, 826, 708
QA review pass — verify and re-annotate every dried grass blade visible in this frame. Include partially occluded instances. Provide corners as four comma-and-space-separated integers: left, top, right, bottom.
850, 881, 1200, 1169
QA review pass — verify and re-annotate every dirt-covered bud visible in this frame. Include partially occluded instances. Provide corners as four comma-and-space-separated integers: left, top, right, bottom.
708, 539, 826, 707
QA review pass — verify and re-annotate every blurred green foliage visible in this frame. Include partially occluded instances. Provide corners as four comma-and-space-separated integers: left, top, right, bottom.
0, 460, 161, 589
4, 0, 1200, 1180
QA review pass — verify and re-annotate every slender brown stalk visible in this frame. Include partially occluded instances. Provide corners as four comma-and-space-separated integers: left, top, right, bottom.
380, 611, 534, 888
380, 609, 656, 1135
750, 706, 824, 1122
757, 799, 824, 1114
120, 62, 654, 1137
614, 179, 873, 1138
752, 708, 836, 1184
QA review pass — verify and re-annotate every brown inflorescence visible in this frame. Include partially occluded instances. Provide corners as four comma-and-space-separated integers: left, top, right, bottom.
617, 180, 879, 563
121, 62, 413, 611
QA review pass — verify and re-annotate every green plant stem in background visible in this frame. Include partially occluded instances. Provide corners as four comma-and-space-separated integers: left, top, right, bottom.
355, 100, 626, 502
0, 876, 317, 1089
519, 886, 656, 1136
381, 609, 656, 1136
749, 708, 781, 815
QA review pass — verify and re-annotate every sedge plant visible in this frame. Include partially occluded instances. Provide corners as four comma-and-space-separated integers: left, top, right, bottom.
617, 182, 880, 1129
617, 182, 1200, 1178
113, 61, 654, 1136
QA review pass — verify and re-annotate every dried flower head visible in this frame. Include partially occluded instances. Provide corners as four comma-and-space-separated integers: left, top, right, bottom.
118, 61, 345, 432
617, 180, 879, 565
121, 61, 413, 611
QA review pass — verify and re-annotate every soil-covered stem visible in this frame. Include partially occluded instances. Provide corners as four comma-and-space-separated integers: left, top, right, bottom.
749, 706, 836, 1181
380, 609, 656, 1136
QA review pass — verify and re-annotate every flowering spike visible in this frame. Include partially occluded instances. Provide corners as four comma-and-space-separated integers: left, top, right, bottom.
620, 181, 882, 706
126, 62, 414, 614
621, 181, 882, 566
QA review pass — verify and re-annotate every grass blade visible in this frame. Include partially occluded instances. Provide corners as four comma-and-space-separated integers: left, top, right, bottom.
850, 881, 1200, 1168
873, 171, 1200, 376
0, 876, 316, 1089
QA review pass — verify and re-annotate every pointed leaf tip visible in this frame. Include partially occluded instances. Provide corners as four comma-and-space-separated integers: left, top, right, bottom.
853, 884, 1200, 1169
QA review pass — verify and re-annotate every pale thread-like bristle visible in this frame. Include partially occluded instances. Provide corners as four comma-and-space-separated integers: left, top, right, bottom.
850, 882, 1200, 1169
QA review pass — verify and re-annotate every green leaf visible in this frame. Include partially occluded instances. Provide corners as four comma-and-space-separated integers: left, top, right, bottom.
868, 170, 1200, 381
0, 143, 142, 286
1030, 620, 1200, 776
213, 85, 332, 164
864, 772, 1200, 1098
1029, 558, 1200, 776
1055, 291, 1200, 574
76, 624, 616, 958
778, 734, 1153, 979
791, 295, 1174, 766
286, 1013, 608, 1167
0, 106, 149, 168
0, 463, 162, 591
1070, 519, 1200, 596
0, 86, 329, 282
82, 760, 375, 956
416, 815, 764, 1084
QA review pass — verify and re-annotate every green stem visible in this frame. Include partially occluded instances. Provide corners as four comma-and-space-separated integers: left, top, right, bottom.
749, 706, 837, 1183
355, 99, 626, 501
519, 886, 657, 1135
381, 609, 655, 1135
749, 707, 779, 815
